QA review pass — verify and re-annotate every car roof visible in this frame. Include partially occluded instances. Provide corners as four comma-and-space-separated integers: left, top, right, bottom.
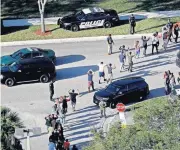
82, 7, 104, 14
113, 77, 145, 86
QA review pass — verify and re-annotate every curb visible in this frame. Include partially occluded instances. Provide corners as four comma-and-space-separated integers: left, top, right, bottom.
1, 33, 153, 47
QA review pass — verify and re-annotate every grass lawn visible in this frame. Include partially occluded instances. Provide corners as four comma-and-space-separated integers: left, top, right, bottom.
1, 17, 180, 42
1, 0, 180, 18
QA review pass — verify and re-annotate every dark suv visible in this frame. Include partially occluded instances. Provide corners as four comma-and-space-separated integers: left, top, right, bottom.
1, 58, 56, 87
93, 77, 149, 108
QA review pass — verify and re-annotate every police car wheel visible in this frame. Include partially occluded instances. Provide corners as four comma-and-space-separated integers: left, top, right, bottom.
40, 74, 49, 83
104, 21, 112, 28
71, 24, 79, 32
5, 78, 15, 87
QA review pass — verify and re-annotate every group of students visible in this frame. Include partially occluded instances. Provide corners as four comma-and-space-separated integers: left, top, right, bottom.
164, 71, 180, 95
47, 87, 80, 150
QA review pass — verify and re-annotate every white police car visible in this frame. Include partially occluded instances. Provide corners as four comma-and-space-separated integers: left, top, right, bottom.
57, 7, 119, 31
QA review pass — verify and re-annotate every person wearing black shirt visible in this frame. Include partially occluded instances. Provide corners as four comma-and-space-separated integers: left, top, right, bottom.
62, 96, 68, 113
174, 24, 179, 43
49, 80, 54, 101
129, 14, 136, 34
69, 89, 79, 111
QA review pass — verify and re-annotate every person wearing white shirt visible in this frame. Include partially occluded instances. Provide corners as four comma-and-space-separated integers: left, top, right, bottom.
151, 33, 159, 54
98, 62, 107, 84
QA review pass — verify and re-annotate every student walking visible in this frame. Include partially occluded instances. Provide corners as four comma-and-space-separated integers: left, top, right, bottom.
134, 40, 140, 58
98, 62, 107, 84
49, 80, 55, 101
107, 34, 114, 55
107, 63, 116, 84
152, 33, 159, 54
177, 72, 180, 84
127, 51, 134, 72
69, 89, 79, 111
62, 96, 68, 114
64, 139, 70, 150
174, 24, 179, 43
119, 50, 125, 72
99, 100, 107, 118
141, 36, 150, 56
166, 19, 173, 42
164, 71, 170, 95
162, 27, 169, 50
87, 69, 95, 92
169, 73, 176, 91
129, 14, 136, 34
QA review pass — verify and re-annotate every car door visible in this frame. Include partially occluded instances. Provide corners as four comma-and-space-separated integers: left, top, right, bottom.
15, 64, 31, 81
28, 63, 41, 80
113, 85, 128, 104
127, 83, 139, 103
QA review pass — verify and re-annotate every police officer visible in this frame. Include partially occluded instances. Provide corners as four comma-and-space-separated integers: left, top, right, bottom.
107, 34, 114, 55
129, 14, 136, 34
49, 80, 54, 101
99, 100, 107, 118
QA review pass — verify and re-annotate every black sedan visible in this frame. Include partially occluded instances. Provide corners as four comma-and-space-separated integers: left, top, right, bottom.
93, 77, 149, 108
57, 7, 119, 31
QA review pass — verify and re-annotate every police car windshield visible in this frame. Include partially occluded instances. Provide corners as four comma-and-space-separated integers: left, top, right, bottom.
76, 11, 85, 20
106, 84, 121, 94
9, 62, 21, 72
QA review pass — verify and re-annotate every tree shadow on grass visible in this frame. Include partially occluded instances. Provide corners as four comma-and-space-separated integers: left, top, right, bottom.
56, 65, 98, 80
55, 55, 86, 65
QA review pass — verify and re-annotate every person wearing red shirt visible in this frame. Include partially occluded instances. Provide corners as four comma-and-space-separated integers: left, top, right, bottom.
63, 139, 70, 150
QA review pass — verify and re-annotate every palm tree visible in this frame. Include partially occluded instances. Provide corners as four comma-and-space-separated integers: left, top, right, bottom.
1, 107, 24, 150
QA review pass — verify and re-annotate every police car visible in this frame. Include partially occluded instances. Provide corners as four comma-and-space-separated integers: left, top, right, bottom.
57, 7, 119, 31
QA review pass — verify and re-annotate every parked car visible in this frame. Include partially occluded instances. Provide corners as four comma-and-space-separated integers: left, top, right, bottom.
57, 7, 119, 31
93, 77, 149, 108
0, 57, 56, 87
0, 47, 56, 66
176, 50, 180, 68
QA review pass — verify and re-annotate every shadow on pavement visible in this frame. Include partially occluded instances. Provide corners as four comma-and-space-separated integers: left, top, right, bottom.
56, 65, 98, 80
56, 54, 86, 65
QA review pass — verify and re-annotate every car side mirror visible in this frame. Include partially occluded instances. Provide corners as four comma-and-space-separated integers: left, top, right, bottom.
18, 70, 21, 72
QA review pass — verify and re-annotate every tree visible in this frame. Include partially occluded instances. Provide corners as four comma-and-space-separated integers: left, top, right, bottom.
1, 107, 24, 150
38, 0, 47, 33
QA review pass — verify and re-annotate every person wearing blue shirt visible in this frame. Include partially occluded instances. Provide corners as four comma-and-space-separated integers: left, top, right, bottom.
87, 69, 95, 92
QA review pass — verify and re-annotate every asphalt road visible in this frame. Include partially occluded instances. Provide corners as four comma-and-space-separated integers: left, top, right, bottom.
1, 39, 180, 150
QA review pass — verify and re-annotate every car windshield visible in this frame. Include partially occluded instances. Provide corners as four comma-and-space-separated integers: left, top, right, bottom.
9, 62, 20, 72
76, 11, 85, 20
106, 84, 121, 94
11, 49, 29, 59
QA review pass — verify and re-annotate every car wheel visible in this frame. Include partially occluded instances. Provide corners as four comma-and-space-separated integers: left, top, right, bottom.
71, 24, 79, 32
40, 74, 49, 83
5, 78, 15, 87
103, 21, 112, 28
110, 102, 116, 109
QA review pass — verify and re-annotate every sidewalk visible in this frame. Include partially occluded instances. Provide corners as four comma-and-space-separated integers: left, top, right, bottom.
1, 33, 153, 47
3, 10, 180, 27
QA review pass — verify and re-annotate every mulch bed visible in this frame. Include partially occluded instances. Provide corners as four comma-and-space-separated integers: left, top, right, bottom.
35, 29, 52, 36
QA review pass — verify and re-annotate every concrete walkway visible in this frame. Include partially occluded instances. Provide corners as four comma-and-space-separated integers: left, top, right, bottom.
3, 10, 180, 27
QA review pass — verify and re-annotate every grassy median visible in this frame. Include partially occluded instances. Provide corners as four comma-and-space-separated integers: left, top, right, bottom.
1, 17, 180, 42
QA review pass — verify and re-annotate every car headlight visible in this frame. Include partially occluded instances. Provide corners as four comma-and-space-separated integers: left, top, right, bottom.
0, 75, 4, 79
102, 97, 109, 101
